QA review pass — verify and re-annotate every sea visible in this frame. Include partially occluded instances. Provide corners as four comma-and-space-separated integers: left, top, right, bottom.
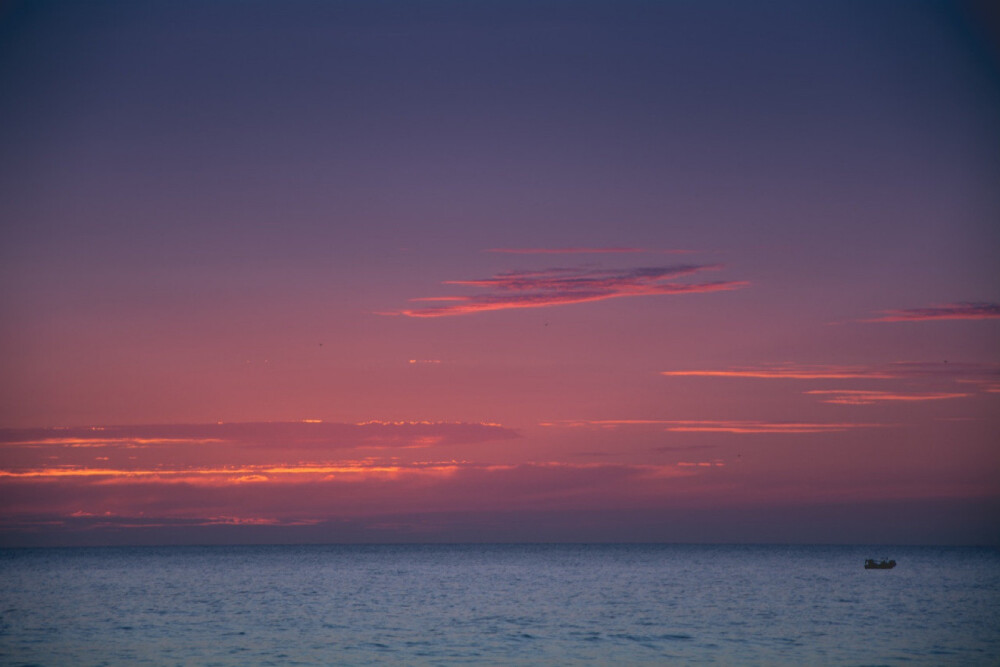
1, 544, 998, 666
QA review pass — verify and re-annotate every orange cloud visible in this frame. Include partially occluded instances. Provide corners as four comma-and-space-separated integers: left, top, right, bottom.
395, 265, 747, 317
662, 361, 1000, 381
0, 459, 703, 486
662, 365, 897, 379
201, 516, 285, 526
0, 460, 471, 484
0, 459, 725, 540
805, 390, 971, 405
662, 420, 886, 434
541, 419, 887, 434
0, 422, 521, 480
0, 421, 517, 451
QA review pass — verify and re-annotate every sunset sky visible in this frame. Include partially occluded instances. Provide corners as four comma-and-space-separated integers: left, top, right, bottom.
1, 0, 998, 546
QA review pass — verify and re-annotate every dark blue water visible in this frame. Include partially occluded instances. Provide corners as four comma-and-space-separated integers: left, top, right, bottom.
1, 544, 998, 665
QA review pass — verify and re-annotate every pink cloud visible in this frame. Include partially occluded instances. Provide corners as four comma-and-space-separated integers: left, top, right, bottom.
956, 379, 1000, 394
395, 265, 747, 317
867, 302, 1000, 322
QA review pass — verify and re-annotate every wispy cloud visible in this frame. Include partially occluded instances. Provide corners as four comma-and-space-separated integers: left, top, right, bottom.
956, 379, 1000, 394
395, 265, 747, 317
0, 421, 516, 450
662, 361, 1000, 381
485, 247, 693, 255
0, 514, 322, 531
0, 459, 702, 487
663, 420, 886, 434
0, 460, 470, 483
541, 419, 886, 434
0, 422, 519, 474
662, 365, 895, 380
0, 458, 723, 538
805, 390, 971, 405
486, 247, 647, 254
653, 444, 719, 452
867, 302, 1000, 322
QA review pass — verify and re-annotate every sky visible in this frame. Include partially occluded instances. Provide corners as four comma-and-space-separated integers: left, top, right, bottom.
1, 0, 998, 546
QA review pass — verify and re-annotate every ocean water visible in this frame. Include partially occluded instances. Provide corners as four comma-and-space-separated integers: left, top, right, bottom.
1, 544, 998, 665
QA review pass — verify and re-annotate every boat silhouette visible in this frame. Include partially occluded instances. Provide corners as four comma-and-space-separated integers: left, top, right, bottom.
864, 558, 896, 569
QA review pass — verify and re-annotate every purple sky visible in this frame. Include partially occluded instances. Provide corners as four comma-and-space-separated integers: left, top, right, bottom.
1, 0, 998, 546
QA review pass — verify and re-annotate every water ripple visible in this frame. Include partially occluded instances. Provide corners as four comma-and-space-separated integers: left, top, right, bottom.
0, 544, 997, 665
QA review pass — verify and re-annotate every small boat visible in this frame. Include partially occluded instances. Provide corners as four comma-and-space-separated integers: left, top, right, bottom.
864, 558, 896, 569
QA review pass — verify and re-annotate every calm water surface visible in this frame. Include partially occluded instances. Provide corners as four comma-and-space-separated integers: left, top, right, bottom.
1, 544, 998, 665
